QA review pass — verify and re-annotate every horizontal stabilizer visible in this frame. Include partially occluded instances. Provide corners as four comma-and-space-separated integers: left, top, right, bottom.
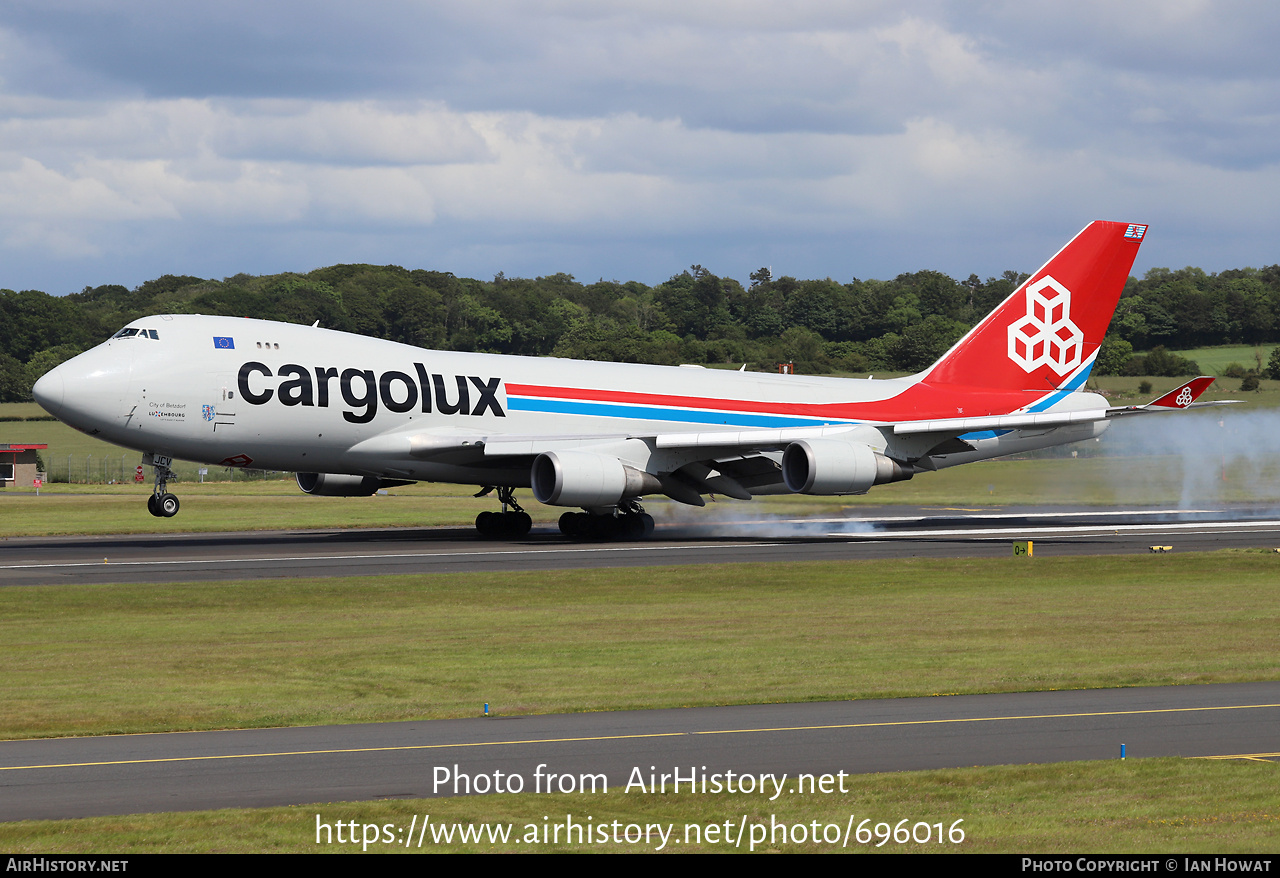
1107, 376, 1240, 417
1144, 376, 1216, 409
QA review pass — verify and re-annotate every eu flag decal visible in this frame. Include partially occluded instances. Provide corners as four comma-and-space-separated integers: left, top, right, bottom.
213, 337, 235, 349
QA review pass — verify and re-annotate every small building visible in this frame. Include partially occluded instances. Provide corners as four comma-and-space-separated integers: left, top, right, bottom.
0, 444, 47, 488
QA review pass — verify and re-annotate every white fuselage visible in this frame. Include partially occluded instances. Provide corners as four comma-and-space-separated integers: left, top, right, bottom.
35, 314, 1108, 492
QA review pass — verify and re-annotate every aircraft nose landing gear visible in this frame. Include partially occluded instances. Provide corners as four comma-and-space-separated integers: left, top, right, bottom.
145, 454, 181, 518
148, 492, 180, 517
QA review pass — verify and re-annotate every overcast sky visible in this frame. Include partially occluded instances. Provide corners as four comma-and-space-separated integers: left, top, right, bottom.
1, 1, 1277, 295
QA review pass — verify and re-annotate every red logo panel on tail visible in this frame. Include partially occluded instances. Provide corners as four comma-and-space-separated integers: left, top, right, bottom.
924, 221, 1146, 392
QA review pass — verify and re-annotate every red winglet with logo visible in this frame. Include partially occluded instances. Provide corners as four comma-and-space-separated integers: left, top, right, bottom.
1145, 376, 1216, 409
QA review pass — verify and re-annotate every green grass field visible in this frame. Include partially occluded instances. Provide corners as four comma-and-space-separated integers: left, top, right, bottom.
1168, 344, 1275, 376
1087, 373, 1276, 400
3, 555, 1276, 739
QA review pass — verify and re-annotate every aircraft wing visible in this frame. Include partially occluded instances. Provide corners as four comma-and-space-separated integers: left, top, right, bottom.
486, 423, 861, 455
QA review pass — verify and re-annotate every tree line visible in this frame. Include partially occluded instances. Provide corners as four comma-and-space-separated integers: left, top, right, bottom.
3, 261, 1280, 402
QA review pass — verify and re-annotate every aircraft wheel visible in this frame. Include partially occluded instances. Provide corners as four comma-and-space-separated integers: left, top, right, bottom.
158, 493, 180, 517
509, 511, 532, 536
478, 510, 532, 538
558, 511, 580, 537
621, 514, 645, 540
590, 515, 622, 541
558, 512, 653, 541
146, 495, 162, 517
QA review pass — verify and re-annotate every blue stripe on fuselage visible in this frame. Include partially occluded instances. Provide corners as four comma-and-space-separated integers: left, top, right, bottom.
1025, 357, 1095, 413
506, 396, 843, 428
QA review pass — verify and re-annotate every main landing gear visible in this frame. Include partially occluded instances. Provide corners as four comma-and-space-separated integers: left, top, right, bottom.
557, 501, 654, 541
475, 486, 532, 538
146, 454, 180, 518
473, 490, 655, 541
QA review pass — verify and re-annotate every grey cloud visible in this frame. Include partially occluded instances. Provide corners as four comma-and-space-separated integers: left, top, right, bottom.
942, 1, 1280, 80
0, 1, 477, 98
210, 101, 493, 166
5, 2, 1276, 161
0, 1, 1276, 296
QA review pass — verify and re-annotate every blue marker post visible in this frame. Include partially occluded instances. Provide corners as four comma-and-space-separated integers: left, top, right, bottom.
484, 703, 489, 717
1120, 744, 1126, 759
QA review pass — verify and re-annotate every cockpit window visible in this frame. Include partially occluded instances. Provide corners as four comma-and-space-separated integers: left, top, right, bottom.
110, 327, 159, 340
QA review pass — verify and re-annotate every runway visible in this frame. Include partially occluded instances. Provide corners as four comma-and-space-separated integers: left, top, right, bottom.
2, 682, 1277, 821
4, 505, 1280, 586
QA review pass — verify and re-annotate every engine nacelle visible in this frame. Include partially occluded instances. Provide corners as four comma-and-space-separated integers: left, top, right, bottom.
531, 451, 658, 507
296, 472, 413, 496
781, 439, 913, 495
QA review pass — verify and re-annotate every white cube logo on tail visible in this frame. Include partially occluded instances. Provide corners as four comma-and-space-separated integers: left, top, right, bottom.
1007, 276, 1083, 375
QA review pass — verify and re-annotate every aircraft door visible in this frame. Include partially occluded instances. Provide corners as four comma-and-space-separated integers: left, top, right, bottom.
207, 372, 238, 432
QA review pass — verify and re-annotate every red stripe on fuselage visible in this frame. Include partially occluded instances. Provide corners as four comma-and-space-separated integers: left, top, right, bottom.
505, 382, 1048, 423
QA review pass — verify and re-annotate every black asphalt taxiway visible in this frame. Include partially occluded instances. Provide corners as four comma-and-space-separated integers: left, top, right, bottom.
2, 683, 1278, 821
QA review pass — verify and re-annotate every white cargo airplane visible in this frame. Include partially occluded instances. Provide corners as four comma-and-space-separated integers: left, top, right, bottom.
34, 221, 1220, 538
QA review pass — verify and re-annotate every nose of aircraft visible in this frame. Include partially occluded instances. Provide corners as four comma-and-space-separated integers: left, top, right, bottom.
32, 365, 65, 418
32, 347, 134, 432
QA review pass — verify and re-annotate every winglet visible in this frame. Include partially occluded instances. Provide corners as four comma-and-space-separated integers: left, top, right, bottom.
1145, 376, 1216, 409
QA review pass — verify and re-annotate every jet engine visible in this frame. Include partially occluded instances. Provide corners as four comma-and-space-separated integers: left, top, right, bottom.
295, 472, 415, 496
781, 439, 914, 495
531, 451, 660, 507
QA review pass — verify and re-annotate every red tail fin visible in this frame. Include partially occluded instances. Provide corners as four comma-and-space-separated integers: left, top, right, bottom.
923, 221, 1146, 390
